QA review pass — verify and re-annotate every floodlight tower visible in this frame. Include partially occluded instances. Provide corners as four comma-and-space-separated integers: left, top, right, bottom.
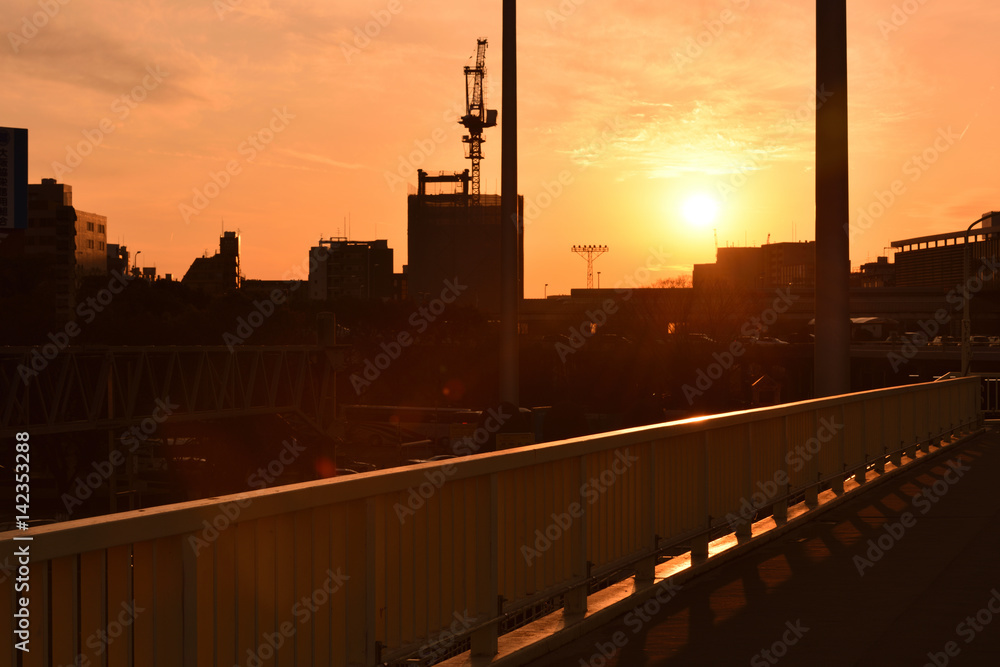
460, 38, 498, 204
572, 245, 608, 289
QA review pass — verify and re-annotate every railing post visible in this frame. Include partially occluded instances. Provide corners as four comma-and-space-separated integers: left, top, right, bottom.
565, 457, 589, 614
347, 498, 377, 666
692, 433, 709, 564
854, 402, 867, 485
874, 398, 886, 474
471, 474, 500, 656
635, 442, 656, 587
736, 424, 752, 543
804, 412, 819, 508
183, 534, 201, 665
773, 416, 789, 525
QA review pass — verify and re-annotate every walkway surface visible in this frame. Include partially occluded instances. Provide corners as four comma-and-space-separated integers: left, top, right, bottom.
526, 428, 1000, 667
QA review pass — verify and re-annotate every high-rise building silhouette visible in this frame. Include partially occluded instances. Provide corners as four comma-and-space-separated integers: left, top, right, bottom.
407, 169, 522, 314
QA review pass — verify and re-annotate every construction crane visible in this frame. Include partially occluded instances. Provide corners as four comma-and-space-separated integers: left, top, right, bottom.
459, 38, 497, 203
572, 245, 609, 289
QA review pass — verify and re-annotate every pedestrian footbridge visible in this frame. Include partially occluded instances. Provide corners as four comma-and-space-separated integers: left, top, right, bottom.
0, 377, 983, 666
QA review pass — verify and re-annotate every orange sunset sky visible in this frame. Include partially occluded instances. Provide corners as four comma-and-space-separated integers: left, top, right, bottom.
3, 0, 999, 297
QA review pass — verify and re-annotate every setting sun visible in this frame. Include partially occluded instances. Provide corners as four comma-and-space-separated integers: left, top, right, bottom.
681, 193, 721, 228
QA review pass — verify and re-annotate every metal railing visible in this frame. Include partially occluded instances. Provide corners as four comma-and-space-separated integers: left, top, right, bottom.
0, 377, 981, 666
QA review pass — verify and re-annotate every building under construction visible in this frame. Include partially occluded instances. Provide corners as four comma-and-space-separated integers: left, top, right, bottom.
407, 169, 522, 315
406, 38, 523, 316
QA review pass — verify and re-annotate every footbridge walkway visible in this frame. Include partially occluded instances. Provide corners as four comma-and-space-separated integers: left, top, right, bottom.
0, 377, 983, 666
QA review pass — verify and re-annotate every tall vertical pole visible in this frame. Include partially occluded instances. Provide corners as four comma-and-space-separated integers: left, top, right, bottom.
500, 0, 519, 407
814, 0, 851, 397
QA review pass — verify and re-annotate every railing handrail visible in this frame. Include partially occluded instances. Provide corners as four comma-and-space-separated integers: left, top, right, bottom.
1, 377, 978, 562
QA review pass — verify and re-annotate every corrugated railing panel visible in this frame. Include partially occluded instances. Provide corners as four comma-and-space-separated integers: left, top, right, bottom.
51, 555, 77, 667
842, 401, 866, 471
945, 381, 960, 431
192, 530, 214, 667
882, 394, 902, 455
585, 446, 644, 570
382, 493, 402, 651
255, 517, 278, 663
498, 458, 578, 603
132, 540, 155, 662
917, 386, 931, 443
409, 486, 429, 650
107, 544, 133, 667
329, 504, 352, 667
705, 425, 750, 521
864, 398, 884, 465
899, 392, 917, 447
210, 525, 238, 667
653, 434, 703, 545
79, 550, 106, 667
814, 405, 844, 481
155, 537, 185, 666
784, 411, 816, 492
749, 417, 786, 500
235, 521, 257, 661
274, 516, 295, 667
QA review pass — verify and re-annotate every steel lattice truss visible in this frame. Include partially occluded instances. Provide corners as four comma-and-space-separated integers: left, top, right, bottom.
0, 345, 344, 437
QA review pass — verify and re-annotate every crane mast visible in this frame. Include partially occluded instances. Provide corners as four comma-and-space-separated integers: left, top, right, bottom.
460, 38, 497, 203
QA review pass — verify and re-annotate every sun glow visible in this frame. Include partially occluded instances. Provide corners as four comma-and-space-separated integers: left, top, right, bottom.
681, 193, 720, 228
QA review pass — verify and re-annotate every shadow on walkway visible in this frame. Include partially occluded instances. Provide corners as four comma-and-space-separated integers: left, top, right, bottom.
528, 429, 1000, 666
